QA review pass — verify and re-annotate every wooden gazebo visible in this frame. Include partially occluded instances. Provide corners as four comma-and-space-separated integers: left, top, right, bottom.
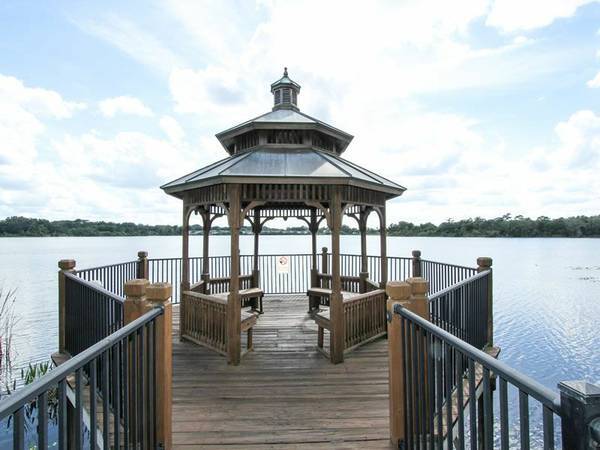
161, 69, 405, 365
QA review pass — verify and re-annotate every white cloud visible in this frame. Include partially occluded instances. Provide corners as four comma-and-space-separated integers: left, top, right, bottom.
74, 14, 183, 74
486, 0, 597, 33
159, 116, 185, 142
99, 96, 153, 117
587, 71, 600, 88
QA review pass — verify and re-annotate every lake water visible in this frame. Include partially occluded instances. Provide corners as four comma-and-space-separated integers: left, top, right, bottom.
0, 235, 599, 397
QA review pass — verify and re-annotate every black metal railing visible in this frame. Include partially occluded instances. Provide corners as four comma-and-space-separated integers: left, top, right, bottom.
0, 307, 162, 450
421, 259, 478, 296
428, 270, 490, 350
394, 304, 562, 449
64, 272, 124, 357
76, 260, 138, 299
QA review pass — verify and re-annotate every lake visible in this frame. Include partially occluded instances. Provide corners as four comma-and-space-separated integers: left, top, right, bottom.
0, 234, 599, 396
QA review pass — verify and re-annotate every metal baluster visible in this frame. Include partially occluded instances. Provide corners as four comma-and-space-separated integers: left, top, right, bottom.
499, 377, 509, 450
519, 390, 530, 450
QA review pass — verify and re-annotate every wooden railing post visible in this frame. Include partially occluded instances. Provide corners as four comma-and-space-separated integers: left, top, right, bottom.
359, 271, 369, 293
386, 281, 412, 447
477, 256, 493, 347
146, 282, 173, 450
412, 250, 422, 278
124, 279, 149, 446
58, 259, 76, 354
321, 247, 329, 289
558, 380, 600, 449
137, 251, 149, 279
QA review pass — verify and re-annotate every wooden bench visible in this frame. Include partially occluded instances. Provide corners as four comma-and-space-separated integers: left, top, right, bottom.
306, 288, 356, 312
241, 309, 258, 352
313, 309, 331, 358
240, 287, 265, 314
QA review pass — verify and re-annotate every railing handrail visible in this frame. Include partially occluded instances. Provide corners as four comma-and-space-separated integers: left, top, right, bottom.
0, 307, 163, 418
65, 271, 125, 303
393, 303, 562, 413
421, 258, 477, 272
344, 289, 386, 305
428, 269, 490, 302
75, 260, 138, 273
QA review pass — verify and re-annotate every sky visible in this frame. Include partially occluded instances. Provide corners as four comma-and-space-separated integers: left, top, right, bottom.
0, 0, 599, 226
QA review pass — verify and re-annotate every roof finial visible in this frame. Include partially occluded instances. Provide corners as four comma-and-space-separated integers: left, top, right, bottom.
284, 67, 288, 77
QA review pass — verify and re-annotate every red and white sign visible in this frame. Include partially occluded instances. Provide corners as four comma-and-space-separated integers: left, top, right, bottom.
277, 255, 290, 274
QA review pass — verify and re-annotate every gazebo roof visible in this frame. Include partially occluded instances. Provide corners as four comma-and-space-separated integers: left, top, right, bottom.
161, 69, 406, 201
161, 147, 405, 198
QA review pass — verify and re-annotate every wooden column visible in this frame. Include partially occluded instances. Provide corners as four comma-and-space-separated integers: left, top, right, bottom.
412, 250, 422, 278
379, 206, 388, 289
137, 251, 149, 280
124, 279, 150, 447
330, 187, 344, 364
386, 281, 411, 447
227, 185, 242, 365
146, 283, 173, 450
386, 277, 430, 447
252, 208, 261, 288
310, 208, 318, 288
477, 257, 493, 347
359, 208, 369, 293
201, 209, 211, 292
180, 204, 191, 340
58, 259, 76, 354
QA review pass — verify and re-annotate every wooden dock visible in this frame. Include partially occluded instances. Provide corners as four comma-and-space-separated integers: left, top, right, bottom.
171, 295, 393, 449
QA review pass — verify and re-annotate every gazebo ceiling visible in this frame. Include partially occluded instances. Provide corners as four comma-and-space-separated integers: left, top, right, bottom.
161, 147, 406, 197
161, 68, 406, 201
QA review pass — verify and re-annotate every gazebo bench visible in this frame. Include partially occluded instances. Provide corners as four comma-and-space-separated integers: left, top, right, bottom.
313, 309, 331, 357
307, 288, 355, 312
241, 309, 258, 352
240, 287, 265, 314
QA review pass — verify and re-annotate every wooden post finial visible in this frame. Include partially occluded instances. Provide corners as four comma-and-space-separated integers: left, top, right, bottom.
477, 257, 493, 271
146, 283, 172, 304
386, 281, 411, 301
58, 259, 76, 271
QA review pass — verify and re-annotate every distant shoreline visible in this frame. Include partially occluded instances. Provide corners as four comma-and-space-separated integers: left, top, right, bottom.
2, 215, 600, 238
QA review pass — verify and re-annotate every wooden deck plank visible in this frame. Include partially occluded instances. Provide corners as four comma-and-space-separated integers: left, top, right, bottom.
172, 294, 394, 449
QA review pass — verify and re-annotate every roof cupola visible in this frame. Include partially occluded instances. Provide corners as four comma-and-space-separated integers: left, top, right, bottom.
271, 67, 301, 111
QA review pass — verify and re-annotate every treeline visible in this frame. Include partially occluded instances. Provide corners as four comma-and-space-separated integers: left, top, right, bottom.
1, 214, 600, 238
388, 214, 600, 237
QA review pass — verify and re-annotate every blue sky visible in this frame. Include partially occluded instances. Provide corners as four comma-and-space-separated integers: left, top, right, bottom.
0, 0, 599, 225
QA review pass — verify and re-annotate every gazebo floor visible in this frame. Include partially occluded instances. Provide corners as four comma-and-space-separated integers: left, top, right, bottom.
172, 294, 393, 449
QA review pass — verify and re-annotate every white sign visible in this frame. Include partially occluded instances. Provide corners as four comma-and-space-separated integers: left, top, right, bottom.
277, 255, 290, 274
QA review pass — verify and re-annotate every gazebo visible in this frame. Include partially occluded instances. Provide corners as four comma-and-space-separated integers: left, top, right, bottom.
161, 69, 405, 365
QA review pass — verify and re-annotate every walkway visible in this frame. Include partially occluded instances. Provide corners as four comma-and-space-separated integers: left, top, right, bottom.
172, 295, 392, 449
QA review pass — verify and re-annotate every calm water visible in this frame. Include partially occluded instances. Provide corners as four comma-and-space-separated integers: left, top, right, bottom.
0, 235, 599, 396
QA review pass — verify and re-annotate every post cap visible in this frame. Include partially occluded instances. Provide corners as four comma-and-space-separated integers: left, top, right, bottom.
558, 380, 600, 405
146, 282, 172, 302
322, 247, 328, 252
58, 259, 76, 270
124, 279, 149, 297
386, 281, 411, 300
138, 251, 148, 258
477, 257, 492, 268
407, 277, 429, 295
412, 250, 421, 258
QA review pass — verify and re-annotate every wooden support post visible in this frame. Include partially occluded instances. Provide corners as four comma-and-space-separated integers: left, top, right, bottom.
412, 250, 422, 278
330, 187, 344, 364
387, 277, 430, 447
320, 247, 329, 288
252, 208, 260, 288
359, 208, 369, 293
379, 207, 388, 289
558, 380, 600, 450
137, 251, 149, 280
58, 259, 76, 354
181, 204, 191, 339
201, 208, 211, 294
124, 279, 150, 447
146, 283, 173, 450
477, 257, 493, 347
386, 281, 412, 447
227, 185, 242, 365
310, 208, 318, 289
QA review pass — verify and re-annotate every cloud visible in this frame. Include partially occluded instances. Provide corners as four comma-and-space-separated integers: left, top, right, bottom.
486, 0, 597, 33
159, 116, 185, 142
74, 14, 183, 74
99, 96, 153, 117
587, 71, 600, 88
